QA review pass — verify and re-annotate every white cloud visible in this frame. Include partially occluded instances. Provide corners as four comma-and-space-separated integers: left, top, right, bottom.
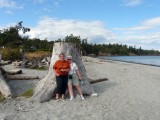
0, 0, 16, 8
114, 17, 160, 31
5, 10, 13, 14
33, 0, 61, 5
25, 17, 115, 43
53, 0, 63, 6
33, 0, 46, 4
112, 16, 160, 50
122, 0, 143, 6
2, 16, 160, 50
43, 7, 51, 12
0, 0, 23, 9
141, 17, 160, 28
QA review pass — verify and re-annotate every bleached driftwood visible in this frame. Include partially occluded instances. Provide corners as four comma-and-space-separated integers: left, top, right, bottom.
6, 75, 39, 80
7, 69, 22, 75
0, 66, 21, 98
0, 66, 22, 75
0, 73, 13, 98
0, 61, 12, 66
32, 42, 97, 102
21, 60, 28, 68
29, 64, 39, 69
89, 78, 108, 84
12, 61, 23, 67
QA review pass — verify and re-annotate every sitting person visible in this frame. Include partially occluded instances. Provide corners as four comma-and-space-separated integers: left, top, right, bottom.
67, 55, 85, 101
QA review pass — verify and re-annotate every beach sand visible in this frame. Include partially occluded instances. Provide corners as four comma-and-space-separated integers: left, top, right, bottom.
1, 56, 160, 120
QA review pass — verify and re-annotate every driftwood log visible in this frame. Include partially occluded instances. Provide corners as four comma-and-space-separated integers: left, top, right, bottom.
0, 61, 12, 66
32, 42, 97, 102
89, 78, 108, 84
0, 73, 13, 98
0, 66, 22, 75
6, 75, 39, 80
0, 62, 13, 98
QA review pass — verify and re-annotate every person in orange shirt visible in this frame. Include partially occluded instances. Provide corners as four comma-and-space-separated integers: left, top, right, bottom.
53, 52, 70, 101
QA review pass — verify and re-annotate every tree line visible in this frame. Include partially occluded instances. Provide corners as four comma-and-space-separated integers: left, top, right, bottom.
0, 22, 160, 56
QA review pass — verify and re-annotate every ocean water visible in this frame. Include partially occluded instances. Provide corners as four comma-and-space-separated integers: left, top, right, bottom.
99, 56, 160, 67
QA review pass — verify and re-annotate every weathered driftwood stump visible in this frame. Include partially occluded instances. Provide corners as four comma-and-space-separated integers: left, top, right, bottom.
32, 42, 97, 102
0, 54, 12, 98
0, 67, 13, 98
0, 63, 22, 99
0, 74, 13, 98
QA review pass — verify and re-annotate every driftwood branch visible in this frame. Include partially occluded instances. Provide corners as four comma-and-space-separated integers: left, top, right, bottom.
29, 64, 39, 69
6, 75, 39, 80
89, 78, 108, 84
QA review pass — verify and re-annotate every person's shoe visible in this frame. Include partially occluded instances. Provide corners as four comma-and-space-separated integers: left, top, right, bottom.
69, 96, 74, 101
60, 98, 65, 101
56, 99, 60, 102
80, 95, 85, 100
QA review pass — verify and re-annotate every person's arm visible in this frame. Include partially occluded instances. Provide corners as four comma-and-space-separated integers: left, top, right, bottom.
53, 69, 60, 76
53, 61, 60, 76
76, 69, 82, 80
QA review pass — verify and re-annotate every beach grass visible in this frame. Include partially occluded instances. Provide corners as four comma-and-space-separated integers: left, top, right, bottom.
36, 66, 48, 70
0, 92, 5, 102
20, 89, 33, 98
25, 51, 51, 60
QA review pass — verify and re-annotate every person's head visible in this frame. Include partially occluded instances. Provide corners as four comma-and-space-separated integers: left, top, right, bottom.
59, 52, 65, 61
67, 55, 72, 63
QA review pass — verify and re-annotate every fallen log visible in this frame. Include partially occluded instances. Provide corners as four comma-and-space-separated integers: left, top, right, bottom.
21, 60, 28, 68
6, 69, 22, 75
0, 61, 12, 66
0, 74, 13, 98
29, 64, 39, 69
0, 66, 22, 75
12, 61, 23, 66
89, 78, 108, 84
6, 75, 39, 80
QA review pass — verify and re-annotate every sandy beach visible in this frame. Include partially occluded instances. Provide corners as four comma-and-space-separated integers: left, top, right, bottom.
1, 56, 160, 120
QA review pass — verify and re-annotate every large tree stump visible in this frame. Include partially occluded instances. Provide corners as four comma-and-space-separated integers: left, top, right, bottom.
32, 42, 97, 102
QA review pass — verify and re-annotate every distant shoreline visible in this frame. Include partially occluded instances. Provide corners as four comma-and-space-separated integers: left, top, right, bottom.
97, 56, 160, 68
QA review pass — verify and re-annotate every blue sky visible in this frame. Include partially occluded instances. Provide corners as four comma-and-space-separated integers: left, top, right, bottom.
1, 0, 160, 50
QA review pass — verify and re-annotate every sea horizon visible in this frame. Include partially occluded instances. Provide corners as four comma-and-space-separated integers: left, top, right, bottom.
98, 56, 160, 67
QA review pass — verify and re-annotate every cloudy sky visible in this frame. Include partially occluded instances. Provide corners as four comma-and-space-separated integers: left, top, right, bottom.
0, 0, 160, 50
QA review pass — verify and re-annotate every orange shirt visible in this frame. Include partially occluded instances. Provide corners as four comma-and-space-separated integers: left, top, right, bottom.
53, 60, 70, 75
